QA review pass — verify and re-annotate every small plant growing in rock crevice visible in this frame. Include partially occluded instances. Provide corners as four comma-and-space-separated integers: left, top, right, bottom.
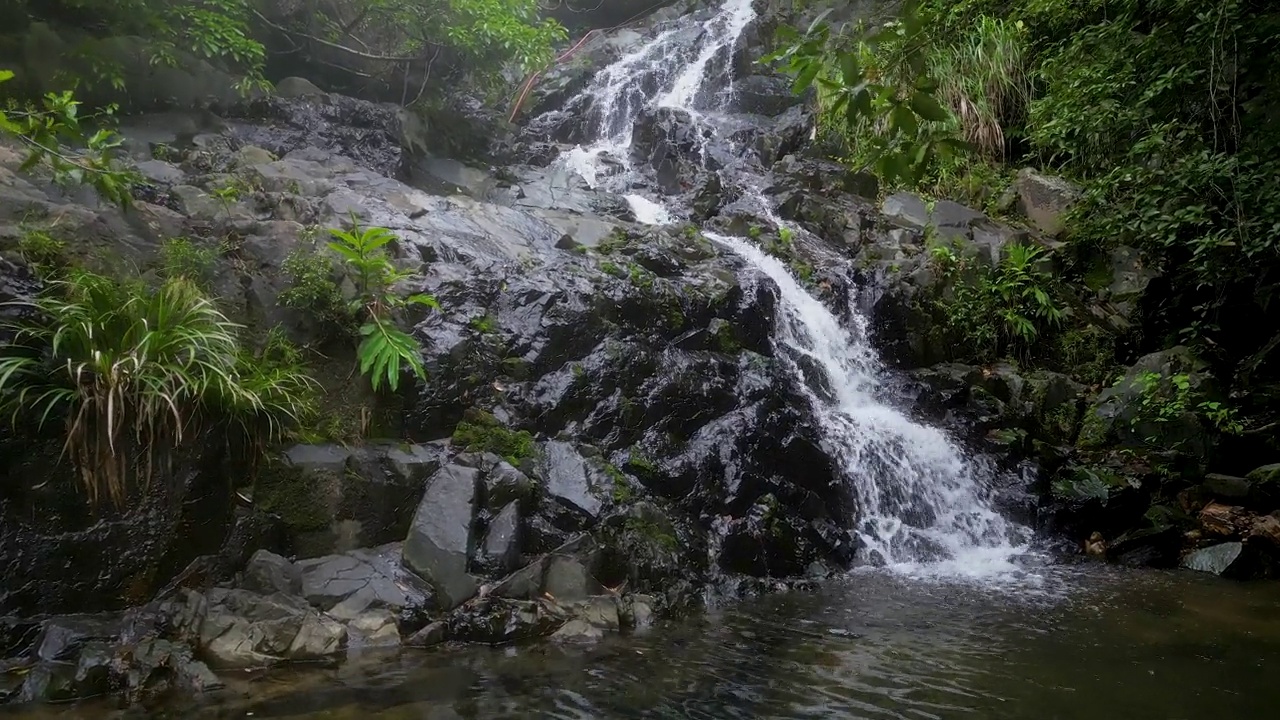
159, 237, 221, 290
16, 229, 67, 277
326, 220, 438, 393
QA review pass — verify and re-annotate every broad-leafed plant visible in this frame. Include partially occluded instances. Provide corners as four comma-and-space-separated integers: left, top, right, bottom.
326, 219, 439, 392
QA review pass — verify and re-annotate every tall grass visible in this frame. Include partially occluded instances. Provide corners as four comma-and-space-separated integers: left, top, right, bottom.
929, 16, 1029, 159
814, 15, 1029, 169
0, 270, 316, 508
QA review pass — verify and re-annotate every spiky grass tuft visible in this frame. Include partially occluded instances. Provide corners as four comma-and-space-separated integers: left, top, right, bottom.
0, 270, 316, 508
929, 16, 1029, 158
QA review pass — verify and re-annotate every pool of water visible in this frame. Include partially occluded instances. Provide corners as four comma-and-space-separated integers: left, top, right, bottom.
10, 564, 1280, 720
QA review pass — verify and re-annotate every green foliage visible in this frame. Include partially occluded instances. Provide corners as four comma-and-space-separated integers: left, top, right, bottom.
0, 72, 138, 207
0, 270, 314, 507
279, 245, 346, 326
19, 0, 268, 93
765, 1, 971, 186
326, 220, 438, 393
931, 241, 1064, 361
305, 0, 565, 90
470, 314, 498, 335
1124, 371, 1244, 440
605, 464, 633, 503
159, 237, 220, 289
451, 409, 535, 465
16, 229, 67, 277
845, 0, 1280, 367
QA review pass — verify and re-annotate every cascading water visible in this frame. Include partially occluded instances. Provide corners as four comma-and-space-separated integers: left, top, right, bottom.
560, 0, 756, 222
554, 0, 1032, 577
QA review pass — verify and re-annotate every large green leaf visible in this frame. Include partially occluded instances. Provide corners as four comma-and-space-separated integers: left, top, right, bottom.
909, 91, 951, 122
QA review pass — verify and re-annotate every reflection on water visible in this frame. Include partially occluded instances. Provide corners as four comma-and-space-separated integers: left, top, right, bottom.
10, 566, 1280, 720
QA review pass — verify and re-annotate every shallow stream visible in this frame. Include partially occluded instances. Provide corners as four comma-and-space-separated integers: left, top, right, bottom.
13, 565, 1280, 719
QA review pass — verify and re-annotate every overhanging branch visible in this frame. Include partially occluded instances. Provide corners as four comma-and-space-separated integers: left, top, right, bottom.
250, 9, 423, 62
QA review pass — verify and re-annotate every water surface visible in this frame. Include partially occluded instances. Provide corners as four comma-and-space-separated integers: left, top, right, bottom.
14, 565, 1280, 720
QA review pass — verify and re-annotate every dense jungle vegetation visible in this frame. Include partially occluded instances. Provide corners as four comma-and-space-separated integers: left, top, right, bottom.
773, 0, 1280, 442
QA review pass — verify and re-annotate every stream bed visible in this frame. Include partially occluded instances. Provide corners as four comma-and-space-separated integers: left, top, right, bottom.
11, 565, 1280, 720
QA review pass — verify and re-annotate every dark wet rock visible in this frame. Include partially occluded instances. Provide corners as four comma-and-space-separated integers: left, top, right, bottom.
0, 435, 243, 617
1085, 244, 1162, 332
1107, 525, 1184, 567
540, 441, 605, 521
254, 442, 446, 558
881, 192, 988, 241
240, 550, 301, 596
295, 544, 428, 621
404, 620, 447, 648
772, 155, 878, 201
1182, 542, 1248, 576
402, 464, 482, 610
1077, 347, 1216, 460
483, 461, 537, 513
1202, 473, 1252, 502
473, 502, 522, 577
542, 555, 603, 602
275, 77, 326, 99
224, 94, 403, 177
631, 107, 712, 194
731, 74, 805, 117
400, 91, 507, 165
445, 597, 565, 645
346, 610, 401, 647
550, 595, 624, 644
1246, 463, 1280, 508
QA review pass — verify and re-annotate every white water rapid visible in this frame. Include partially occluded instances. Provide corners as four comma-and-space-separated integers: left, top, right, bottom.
554, 0, 1032, 579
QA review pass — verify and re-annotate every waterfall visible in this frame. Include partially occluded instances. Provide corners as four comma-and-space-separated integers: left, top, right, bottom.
553, 0, 1031, 577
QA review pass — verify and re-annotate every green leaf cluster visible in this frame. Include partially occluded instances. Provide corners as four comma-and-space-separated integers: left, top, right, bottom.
326, 219, 439, 393
0, 71, 139, 208
0, 269, 315, 507
930, 241, 1064, 362
765, 2, 971, 186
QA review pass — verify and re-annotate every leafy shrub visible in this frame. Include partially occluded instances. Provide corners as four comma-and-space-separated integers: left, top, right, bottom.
326, 220, 438, 393
766, 4, 965, 186
0, 270, 315, 507
159, 237, 220, 289
279, 246, 346, 325
931, 241, 1064, 362
0, 71, 138, 207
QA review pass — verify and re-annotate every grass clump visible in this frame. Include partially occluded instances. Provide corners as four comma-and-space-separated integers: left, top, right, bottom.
159, 237, 221, 289
0, 270, 316, 508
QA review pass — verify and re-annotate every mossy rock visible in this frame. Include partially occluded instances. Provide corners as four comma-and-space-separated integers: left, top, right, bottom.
451, 409, 536, 466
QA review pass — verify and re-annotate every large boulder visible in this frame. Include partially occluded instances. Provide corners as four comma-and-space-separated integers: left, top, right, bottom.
401, 464, 482, 610
252, 442, 447, 558
0, 436, 258, 617
171, 588, 347, 668
1077, 347, 1216, 460
1013, 168, 1082, 236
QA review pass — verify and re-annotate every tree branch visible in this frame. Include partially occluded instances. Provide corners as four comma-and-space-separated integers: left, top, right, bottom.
250, 9, 423, 62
